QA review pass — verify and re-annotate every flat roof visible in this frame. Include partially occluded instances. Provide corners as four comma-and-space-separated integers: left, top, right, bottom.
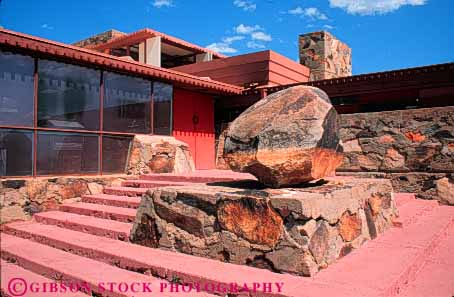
0, 28, 242, 95
85, 28, 226, 59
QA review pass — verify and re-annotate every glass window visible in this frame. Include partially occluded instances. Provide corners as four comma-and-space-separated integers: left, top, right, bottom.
102, 135, 132, 173
153, 82, 173, 135
37, 60, 100, 130
103, 72, 151, 133
37, 132, 98, 175
0, 129, 33, 176
0, 51, 34, 127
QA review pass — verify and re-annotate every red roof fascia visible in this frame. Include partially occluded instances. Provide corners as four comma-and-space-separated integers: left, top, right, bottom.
0, 28, 242, 95
88, 28, 227, 59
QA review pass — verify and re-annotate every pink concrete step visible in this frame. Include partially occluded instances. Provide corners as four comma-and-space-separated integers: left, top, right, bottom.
393, 197, 439, 227
1, 259, 88, 297
140, 170, 255, 183
399, 221, 454, 297
1, 221, 321, 297
393, 193, 415, 207
311, 204, 454, 297
60, 202, 136, 223
0, 234, 214, 297
34, 210, 132, 240
122, 180, 197, 188
103, 186, 147, 196
82, 194, 141, 208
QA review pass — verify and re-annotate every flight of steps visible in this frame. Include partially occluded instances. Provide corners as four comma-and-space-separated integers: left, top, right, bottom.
1, 172, 453, 297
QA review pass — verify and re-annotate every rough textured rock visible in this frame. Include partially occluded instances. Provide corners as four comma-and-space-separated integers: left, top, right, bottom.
299, 31, 352, 81
338, 106, 454, 200
217, 198, 283, 247
0, 175, 134, 224
131, 177, 396, 276
223, 86, 343, 188
436, 177, 454, 205
339, 106, 454, 173
338, 212, 362, 242
127, 135, 195, 175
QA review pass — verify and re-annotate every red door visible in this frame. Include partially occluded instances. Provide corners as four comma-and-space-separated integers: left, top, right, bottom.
173, 88, 215, 169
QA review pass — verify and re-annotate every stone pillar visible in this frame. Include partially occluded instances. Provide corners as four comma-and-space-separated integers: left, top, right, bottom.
299, 31, 352, 81
196, 52, 213, 63
139, 36, 162, 67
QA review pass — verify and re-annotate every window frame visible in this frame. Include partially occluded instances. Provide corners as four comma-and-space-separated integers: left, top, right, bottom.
0, 50, 174, 177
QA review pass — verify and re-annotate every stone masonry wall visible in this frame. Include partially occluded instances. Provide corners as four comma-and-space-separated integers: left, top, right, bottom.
299, 31, 352, 81
339, 106, 454, 201
0, 175, 135, 224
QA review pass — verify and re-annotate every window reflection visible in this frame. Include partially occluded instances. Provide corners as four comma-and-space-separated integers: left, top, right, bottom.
153, 82, 173, 135
103, 72, 151, 133
37, 132, 98, 175
37, 60, 100, 130
0, 51, 34, 127
102, 135, 132, 173
0, 129, 33, 176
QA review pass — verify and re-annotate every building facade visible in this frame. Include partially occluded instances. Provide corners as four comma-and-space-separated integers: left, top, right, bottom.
1, 27, 453, 191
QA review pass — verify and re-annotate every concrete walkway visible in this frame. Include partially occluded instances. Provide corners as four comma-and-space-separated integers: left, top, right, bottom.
1, 170, 453, 297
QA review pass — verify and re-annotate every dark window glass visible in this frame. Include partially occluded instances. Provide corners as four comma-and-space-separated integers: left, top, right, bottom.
37, 60, 100, 130
103, 72, 151, 133
0, 129, 33, 176
0, 51, 34, 126
37, 132, 98, 175
102, 135, 132, 173
153, 82, 173, 135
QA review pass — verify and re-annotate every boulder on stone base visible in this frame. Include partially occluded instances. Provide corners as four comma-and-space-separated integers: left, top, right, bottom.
223, 85, 343, 188
127, 135, 195, 175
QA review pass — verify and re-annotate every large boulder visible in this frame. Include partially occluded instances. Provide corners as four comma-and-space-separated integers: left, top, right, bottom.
223, 86, 343, 188
127, 135, 195, 175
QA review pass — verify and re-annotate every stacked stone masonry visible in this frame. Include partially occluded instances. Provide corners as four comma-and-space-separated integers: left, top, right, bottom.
0, 176, 135, 223
339, 106, 454, 202
299, 31, 352, 81
130, 177, 397, 276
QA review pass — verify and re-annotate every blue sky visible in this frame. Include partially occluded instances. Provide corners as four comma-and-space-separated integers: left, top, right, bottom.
1, 0, 453, 74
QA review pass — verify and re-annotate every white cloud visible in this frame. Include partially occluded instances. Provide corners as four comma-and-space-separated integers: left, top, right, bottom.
329, 0, 427, 15
152, 0, 174, 8
234, 24, 262, 34
246, 41, 265, 49
323, 24, 335, 29
206, 42, 237, 54
304, 7, 328, 20
251, 31, 272, 42
288, 6, 304, 15
222, 36, 245, 43
286, 6, 328, 20
41, 24, 54, 30
233, 0, 256, 11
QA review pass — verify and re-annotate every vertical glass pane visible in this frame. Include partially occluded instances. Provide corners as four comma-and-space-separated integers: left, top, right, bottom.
0, 129, 33, 176
0, 51, 34, 126
153, 82, 173, 135
37, 60, 100, 130
37, 132, 98, 175
103, 72, 151, 133
102, 135, 132, 173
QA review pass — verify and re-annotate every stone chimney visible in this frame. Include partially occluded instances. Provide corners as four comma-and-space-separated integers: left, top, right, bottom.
299, 31, 352, 81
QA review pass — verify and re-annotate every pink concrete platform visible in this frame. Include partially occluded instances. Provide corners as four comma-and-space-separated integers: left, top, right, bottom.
103, 186, 148, 196
60, 202, 137, 223
82, 194, 141, 208
122, 179, 198, 188
1, 234, 215, 297
399, 222, 454, 297
1, 259, 88, 297
33, 211, 132, 240
140, 169, 256, 183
